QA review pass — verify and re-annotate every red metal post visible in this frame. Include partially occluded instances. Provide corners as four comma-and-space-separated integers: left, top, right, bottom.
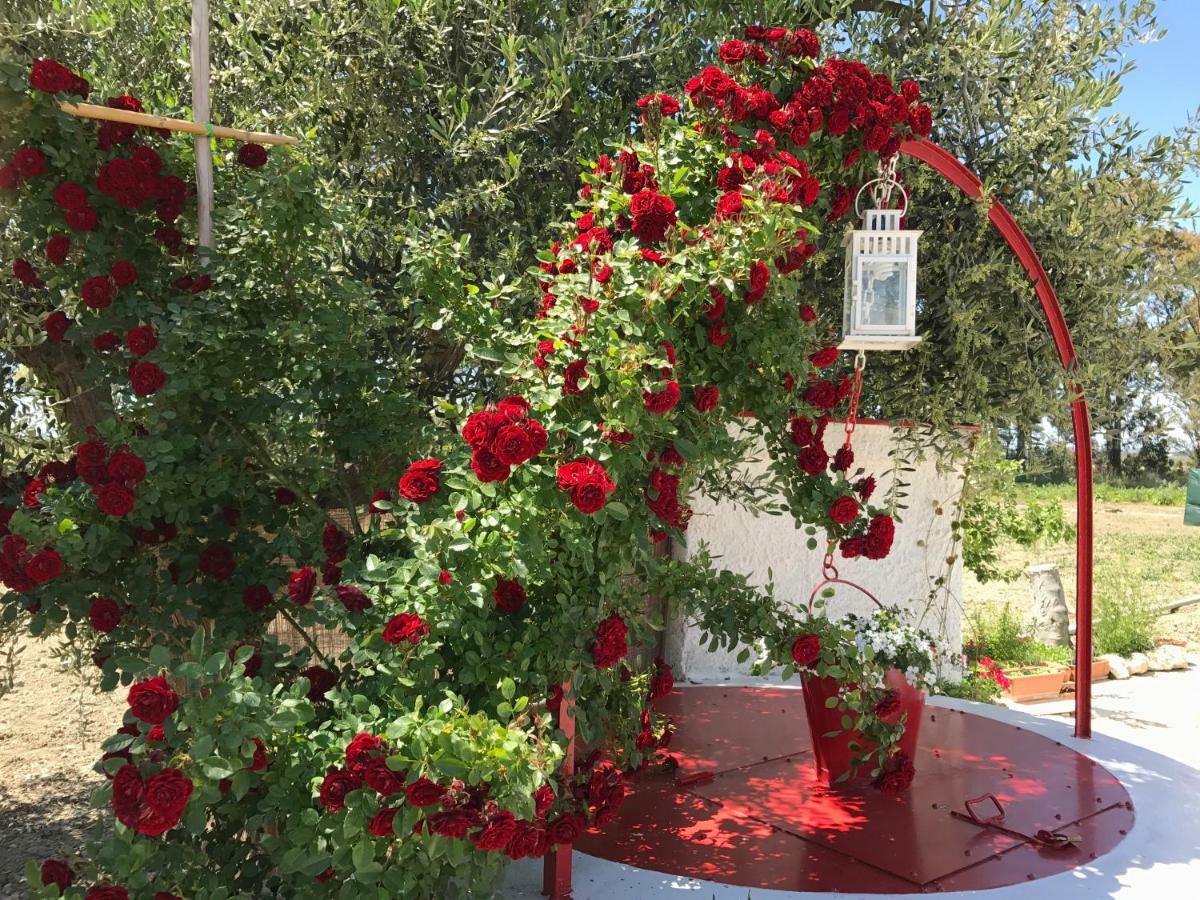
543, 680, 576, 898
899, 139, 1095, 738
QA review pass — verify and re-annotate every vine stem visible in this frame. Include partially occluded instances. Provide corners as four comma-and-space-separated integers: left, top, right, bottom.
277, 605, 336, 671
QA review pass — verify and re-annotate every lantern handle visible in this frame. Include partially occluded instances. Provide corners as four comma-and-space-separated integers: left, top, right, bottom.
854, 178, 910, 220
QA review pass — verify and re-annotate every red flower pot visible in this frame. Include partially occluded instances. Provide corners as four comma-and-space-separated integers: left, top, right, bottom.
801, 667, 924, 787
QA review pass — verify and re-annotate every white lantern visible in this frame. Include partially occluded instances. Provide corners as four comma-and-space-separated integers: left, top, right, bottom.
841, 181, 922, 351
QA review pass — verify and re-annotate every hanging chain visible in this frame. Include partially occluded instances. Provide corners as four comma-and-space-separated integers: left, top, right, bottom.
872, 155, 900, 208
842, 350, 867, 450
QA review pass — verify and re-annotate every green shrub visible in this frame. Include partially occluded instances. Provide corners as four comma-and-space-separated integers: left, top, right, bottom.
1093, 566, 1160, 656
934, 671, 1003, 703
966, 602, 1073, 667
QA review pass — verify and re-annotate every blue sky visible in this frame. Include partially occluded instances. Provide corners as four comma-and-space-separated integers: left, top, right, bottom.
1108, 0, 1200, 221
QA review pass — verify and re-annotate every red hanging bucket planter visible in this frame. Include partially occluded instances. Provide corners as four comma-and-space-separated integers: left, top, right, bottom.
798, 570, 926, 788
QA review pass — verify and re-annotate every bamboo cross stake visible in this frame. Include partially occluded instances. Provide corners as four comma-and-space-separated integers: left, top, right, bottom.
191, 0, 214, 257
55, 101, 299, 146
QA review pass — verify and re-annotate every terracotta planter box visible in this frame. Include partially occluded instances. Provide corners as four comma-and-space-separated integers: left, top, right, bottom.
1003, 665, 1069, 702
1067, 659, 1111, 684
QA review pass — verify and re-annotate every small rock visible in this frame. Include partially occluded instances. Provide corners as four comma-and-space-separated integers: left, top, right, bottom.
1127, 652, 1150, 675
1146, 645, 1189, 672
1101, 654, 1130, 679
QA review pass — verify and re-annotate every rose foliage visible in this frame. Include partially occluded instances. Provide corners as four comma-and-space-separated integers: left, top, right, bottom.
1, 30, 932, 899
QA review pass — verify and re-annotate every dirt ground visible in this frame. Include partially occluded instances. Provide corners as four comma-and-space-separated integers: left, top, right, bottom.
964, 501, 1200, 648
0, 636, 122, 896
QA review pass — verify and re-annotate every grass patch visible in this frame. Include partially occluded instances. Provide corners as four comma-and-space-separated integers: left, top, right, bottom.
1015, 482, 1186, 507
965, 602, 1074, 667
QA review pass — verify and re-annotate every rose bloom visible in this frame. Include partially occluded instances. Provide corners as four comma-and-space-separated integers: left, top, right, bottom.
143, 767, 193, 827
90, 597, 122, 633
829, 495, 860, 525
198, 542, 236, 581
93, 331, 120, 353
643, 380, 680, 415
124, 324, 157, 356
237, 143, 269, 168
96, 482, 135, 516
405, 776, 446, 808
84, 885, 129, 900
493, 424, 534, 466
287, 566, 317, 605
556, 457, 616, 514
629, 189, 677, 243
129, 360, 166, 396
45, 234, 70, 265
335, 584, 372, 613
791, 633, 821, 666
128, 675, 179, 725
398, 458, 442, 503
40, 859, 74, 891
318, 767, 361, 812
80, 275, 115, 309
810, 346, 839, 368
382, 612, 429, 646
492, 577, 527, 613
242, 583, 273, 611
797, 445, 829, 476
470, 448, 510, 483
369, 807, 398, 837
110, 259, 137, 286
591, 612, 628, 669
692, 385, 719, 413
710, 321, 731, 346
107, 451, 146, 484
302, 665, 336, 701
803, 379, 838, 411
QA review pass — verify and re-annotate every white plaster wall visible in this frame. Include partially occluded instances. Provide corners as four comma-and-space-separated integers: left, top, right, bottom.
664, 421, 969, 680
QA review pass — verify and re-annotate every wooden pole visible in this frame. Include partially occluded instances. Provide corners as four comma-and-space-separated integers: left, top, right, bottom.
56, 102, 298, 146
192, 0, 214, 260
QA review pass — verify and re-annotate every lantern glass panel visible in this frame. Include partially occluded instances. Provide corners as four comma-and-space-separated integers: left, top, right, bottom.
857, 258, 908, 331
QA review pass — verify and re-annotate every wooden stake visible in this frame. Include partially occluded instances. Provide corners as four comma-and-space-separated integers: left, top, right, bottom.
56, 102, 298, 146
192, 0, 214, 260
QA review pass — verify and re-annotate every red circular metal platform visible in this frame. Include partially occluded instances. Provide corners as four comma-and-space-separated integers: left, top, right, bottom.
576, 686, 1134, 893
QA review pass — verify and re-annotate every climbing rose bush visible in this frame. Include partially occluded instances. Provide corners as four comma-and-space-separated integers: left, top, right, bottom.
0, 27, 930, 898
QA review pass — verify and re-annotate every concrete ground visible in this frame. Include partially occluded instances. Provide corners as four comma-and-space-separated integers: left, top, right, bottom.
507, 666, 1200, 899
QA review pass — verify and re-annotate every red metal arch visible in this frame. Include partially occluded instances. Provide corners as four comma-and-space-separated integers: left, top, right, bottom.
899, 138, 1094, 740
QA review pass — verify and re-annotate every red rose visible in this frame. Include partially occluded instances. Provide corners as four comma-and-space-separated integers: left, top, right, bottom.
649, 657, 675, 700
95, 482, 135, 516
562, 359, 589, 395
92, 331, 119, 353
692, 385, 719, 412
398, 457, 442, 502
85, 886, 129, 900
30, 59, 74, 94
405, 776, 446, 808
12, 146, 46, 178
797, 445, 829, 476
547, 814, 585, 845
322, 522, 348, 562
287, 566, 317, 605
335, 584, 372, 613
643, 380, 680, 415
81, 275, 115, 309
12, 258, 42, 288
40, 859, 74, 890
556, 457, 617, 514
54, 181, 88, 210
25, 548, 63, 584
237, 144, 269, 168
129, 360, 166, 396
0, 163, 18, 190
143, 767, 193, 827
492, 577, 526, 614
318, 767, 361, 812
438, 569, 453, 585
874, 751, 916, 793
832, 445, 854, 473
128, 676, 179, 725
744, 260, 770, 304
840, 536, 866, 558
274, 487, 297, 506
242, 583, 273, 611
829, 495, 859, 525
629, 189, 677, 243
591, 613, 628, 669
800, 304, 817, 322
44, 310, 71, 341
873, 689, 902, 717
107, 451, 146, 484
705, 287, 727, 320
909, 104, 932, 136
810, 347, 839, 368
718, 39, 747, 64
855, 475, 877, 501
362, 756, 405, 796
864, 514, 895, 560
710, 321, 731, 346
462, 409, 503, 448
345, 732, 386, 773
803, 379, 838, 411
199, 542, 236, 581
369, 807, 398, 837
44, 235, 70, 265
382, 612, 429, 645
715, 190, 744, 221
429, 808, 479, 837
110, 260, 138, 287
472, 810, 518, 851
470, 448, 510, 483
493, 424, 534, 466
791, 633, 821, 667
303, 665, 336, 700
66, 206, 98, 231
90, 597, 122, 633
